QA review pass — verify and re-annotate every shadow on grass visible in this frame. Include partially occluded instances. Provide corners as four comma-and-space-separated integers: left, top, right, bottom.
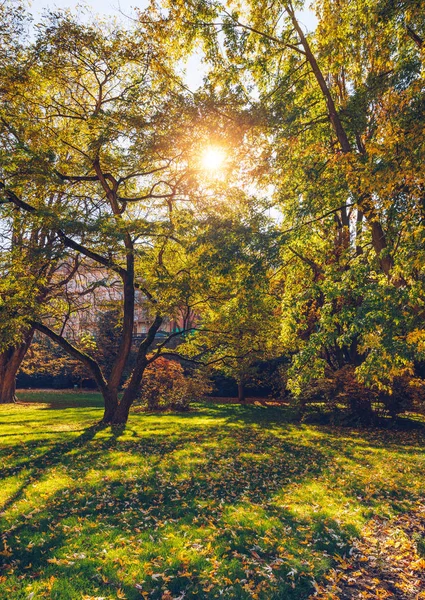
0, 413, 340, 599
0, 423, 105, 509
140, 402, 299, 429
1, 403, 424, 599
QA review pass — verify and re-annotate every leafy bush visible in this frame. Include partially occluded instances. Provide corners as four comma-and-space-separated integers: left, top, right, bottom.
378, 376, 425, 419
136, 358, 212, 411
293, 365, 425, 425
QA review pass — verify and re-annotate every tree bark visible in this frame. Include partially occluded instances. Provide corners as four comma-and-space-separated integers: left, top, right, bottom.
92, 161, 137, 398
110, 376, 145, 424
0, 352, 19, 403
0, 331, 34, 404
110, 314, 163, 424
102, 389, 119, 423
108, 269, 135, 391
237, 380, 246, 403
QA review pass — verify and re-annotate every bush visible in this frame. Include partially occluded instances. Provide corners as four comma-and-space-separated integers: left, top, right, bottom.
377, 376, 425, 419
293, 365, 425, 426
135, 358, 212, 411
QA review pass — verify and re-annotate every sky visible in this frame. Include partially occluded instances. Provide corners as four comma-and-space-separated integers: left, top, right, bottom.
29, 0, 147, 20
29, 0, 317, 29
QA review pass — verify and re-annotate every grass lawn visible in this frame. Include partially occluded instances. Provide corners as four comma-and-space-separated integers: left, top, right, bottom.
1, 392, 424, 599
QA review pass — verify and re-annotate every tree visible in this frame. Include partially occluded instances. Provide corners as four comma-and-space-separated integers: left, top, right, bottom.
0, 0, 35, 403
0, 9, 202, 421
176, 210, 282, 401
5, 0, 425, 422
164, 0, 425, 413
1, 6, 258, 422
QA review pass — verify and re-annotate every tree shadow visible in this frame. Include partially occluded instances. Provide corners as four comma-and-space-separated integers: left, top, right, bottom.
143, 402, 299, 429
1, 406, 425, 599
0, 416, 349, 599
0, 422, 105, 512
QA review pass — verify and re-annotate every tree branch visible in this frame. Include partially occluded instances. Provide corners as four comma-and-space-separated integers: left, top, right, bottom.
0, 183, 127, 276
56, 231, 126, 277
221, 10, 306, 55
288, 246, 322, 278
281, 203, 354, 236
147, 327, 196, 363
406, 24, 423, 48
31, 321, 108, 395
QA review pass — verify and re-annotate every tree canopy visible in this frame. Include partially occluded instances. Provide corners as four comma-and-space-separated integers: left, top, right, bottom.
1, 0, 425, 422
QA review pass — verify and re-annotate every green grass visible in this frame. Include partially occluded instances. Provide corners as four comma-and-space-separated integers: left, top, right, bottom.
1, 392, 424, 599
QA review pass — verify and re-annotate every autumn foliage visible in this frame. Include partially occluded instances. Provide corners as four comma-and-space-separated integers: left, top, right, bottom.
136, 358, 213, 411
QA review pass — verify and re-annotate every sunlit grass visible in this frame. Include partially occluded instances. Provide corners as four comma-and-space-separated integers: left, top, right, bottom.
0, 394, 424, 599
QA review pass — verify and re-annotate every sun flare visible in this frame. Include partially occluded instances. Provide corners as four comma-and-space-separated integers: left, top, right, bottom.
200, 146, 226, 172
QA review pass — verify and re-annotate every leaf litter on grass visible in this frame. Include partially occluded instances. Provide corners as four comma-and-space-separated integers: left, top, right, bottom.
310, 504, 425, 599
0, 399, 425, 599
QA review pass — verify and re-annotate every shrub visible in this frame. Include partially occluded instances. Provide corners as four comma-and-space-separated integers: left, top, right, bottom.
292, 365, 425, 425
377, 376, 425, 419
135, 358, 212, 411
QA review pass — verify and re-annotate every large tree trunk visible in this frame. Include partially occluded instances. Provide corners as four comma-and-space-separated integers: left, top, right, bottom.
109, 358, 149, 424
33, 314, 163, 425
0, 352, 19, 403
102, 390, 119, 423
0, 332, 34, 404
110, 383, 140, 424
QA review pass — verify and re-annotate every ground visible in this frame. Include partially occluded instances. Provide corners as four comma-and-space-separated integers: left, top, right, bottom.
313, 506, 425, 599
0, 391, 424, 600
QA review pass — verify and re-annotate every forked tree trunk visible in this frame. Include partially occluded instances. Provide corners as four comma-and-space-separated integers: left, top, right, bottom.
107, 365, 147, 424
34, 312, 163, 425
105, 315, 163, 424
110, 384, 140, 424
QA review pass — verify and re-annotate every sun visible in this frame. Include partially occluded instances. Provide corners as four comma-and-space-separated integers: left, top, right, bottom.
200, 146, 226, 173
